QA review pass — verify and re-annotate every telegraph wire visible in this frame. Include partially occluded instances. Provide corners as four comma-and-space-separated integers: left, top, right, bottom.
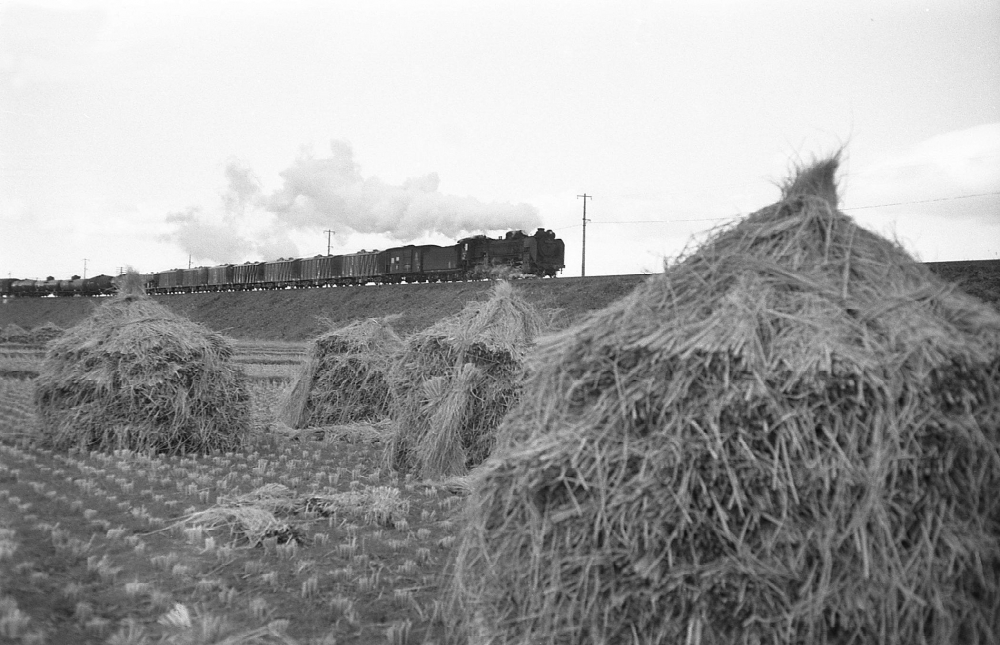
552, 190, 999, 228
841, 191, 1000, 211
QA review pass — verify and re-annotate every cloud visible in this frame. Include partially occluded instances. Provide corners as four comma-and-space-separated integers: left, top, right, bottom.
838, 123, 1000, 261
163, 140, 542, 264
845, 122, 1000, 223
161, 205, 298, 266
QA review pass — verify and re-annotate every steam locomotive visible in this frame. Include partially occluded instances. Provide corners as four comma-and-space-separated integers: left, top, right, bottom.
1, 228, 565, 297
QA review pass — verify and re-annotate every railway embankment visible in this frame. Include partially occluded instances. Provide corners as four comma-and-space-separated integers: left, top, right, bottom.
0, 274, 649, 341
2, 261, 997, 342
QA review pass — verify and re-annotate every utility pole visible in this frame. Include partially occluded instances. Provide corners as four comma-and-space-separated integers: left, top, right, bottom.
324, 229, 335, 255
83, 258, 89, 279
577, 194, 591, 277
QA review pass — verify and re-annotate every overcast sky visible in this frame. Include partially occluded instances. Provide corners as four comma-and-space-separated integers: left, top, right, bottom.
2, 0, 998, 280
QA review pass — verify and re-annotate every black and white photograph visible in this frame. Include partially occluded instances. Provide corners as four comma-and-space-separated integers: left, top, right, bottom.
1, 1, 998, 643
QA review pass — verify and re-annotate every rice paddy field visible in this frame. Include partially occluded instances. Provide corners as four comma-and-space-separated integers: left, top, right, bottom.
0, 341, 464, 645
1, 254, 997, 644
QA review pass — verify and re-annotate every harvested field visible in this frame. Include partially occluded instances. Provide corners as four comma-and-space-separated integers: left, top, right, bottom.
231, 339, 309, 382
0, 344, 44, 379
0, 242, 996, 644
0, 370, 463, 644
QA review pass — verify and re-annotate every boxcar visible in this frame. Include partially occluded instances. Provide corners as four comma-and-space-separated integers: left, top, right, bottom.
182, 268, 209, 291
382, 245, 423, 281
207, 265, 234, 289
156, 270, 184, 291
421, 245, 459, 274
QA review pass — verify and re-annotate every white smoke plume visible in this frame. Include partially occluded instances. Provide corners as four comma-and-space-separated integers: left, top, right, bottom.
222, 160, 264, 214
163, 206, 298, 266
163, 141, 541, 264
161, 160, 298, 266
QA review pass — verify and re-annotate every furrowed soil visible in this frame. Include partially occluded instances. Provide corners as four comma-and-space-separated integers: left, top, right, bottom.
3, 261, 997, 342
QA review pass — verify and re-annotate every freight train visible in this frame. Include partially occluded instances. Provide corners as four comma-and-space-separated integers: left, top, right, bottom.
1, 228, 565, 297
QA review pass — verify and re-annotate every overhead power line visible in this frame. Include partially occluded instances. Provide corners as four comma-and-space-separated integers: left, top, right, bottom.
591, 216, 734, 224
841, 190, 1000, 211
555, 190, 999, 228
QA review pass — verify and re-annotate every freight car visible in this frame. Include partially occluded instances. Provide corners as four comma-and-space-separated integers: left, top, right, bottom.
0, 274, 116, 298
3, 229, 565, 297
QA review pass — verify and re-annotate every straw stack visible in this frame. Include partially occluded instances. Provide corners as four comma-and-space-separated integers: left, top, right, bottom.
448, 156, 1000, 644
280, 317, 404, 428
34, 292, 251, 454
30, 322, 63, 345
2, 323, 29, 343
386, 281, 545, 479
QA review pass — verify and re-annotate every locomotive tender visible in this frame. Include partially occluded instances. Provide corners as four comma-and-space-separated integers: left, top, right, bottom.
2, 228, 565, 297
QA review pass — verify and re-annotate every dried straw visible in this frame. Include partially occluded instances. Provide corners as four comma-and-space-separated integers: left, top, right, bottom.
2, 323, 29, 343
385, 281, 544, 479
30, 322, 63, 345
448, 155, 1000, 644
181, 483, 410, 544
280, 317, 403, 427
115, 268, 147, 298
181, 484, 299, 545
302, 486, 410, 526
183, 506, 292, 546
415, 364, 481, 479
33, 293, 251, 454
